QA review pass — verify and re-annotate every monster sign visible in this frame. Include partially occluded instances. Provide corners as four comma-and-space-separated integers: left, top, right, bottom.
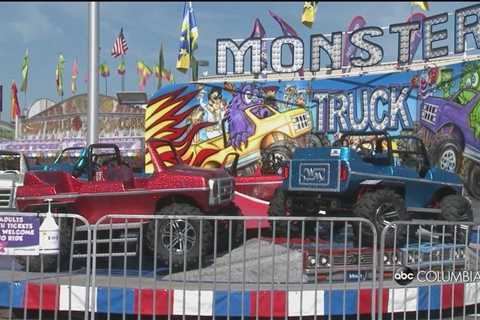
216, 4, 480, 75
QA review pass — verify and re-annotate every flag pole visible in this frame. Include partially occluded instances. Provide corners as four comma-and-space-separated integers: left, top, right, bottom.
121, 54, 125, 91
15, 115, 19, 140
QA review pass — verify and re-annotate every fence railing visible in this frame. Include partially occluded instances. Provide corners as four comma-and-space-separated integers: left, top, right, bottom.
1, 211, 480, 319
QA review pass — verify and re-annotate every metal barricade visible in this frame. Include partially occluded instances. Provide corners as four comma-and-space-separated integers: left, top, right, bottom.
90, 213, 378, 320
378, 219, 479, 320
0, 211, 91, 320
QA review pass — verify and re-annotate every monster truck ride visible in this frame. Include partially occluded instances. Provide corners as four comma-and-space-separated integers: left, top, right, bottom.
15, 139, 241, 272
268, 131, 472, 247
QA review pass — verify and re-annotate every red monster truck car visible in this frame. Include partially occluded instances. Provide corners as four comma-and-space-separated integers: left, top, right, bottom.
15, 139, 240, 271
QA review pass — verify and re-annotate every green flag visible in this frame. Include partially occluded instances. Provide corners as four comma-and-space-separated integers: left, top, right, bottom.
117, 61, 126, 75
99, 63, 110, 77
157, 44, 165, 90
56, 54, 65, 97
20, 49, 29, 92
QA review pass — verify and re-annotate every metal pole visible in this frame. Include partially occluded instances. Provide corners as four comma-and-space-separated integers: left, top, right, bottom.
87, 1, 99, 145
121, 54, 125, 91
14, 116, 19, 140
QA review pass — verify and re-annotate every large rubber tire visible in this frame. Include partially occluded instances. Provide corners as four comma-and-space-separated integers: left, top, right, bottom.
16, 219, 73, 272
261, 142, 293, 175
217, 203, 245, 252
144, 203, 212, 271
439, 194, 473, 244
268, 189, 296, 237
465, 160, 480, 200
352, 189, 410, 248
430, 133, 464, 173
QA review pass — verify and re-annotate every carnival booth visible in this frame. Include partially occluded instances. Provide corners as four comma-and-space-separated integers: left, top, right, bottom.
0, 94, 145, 170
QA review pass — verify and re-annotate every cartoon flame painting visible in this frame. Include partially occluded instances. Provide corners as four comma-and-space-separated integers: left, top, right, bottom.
144, 86, 220, 172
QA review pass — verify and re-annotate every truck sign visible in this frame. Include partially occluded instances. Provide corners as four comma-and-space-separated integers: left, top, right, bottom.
299, 163, 330, 186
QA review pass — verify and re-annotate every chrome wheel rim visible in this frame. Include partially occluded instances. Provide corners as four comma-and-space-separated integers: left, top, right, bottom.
375, 203, 399, 227
160, 219, 197, 255
439, 149, 457, 172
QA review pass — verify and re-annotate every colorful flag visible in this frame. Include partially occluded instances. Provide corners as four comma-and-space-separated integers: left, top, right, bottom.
20, 49, 29, 92
137, 60, 152, 91
301, 1, 318, 28
162, 69, 173, 83
156, 44, 165, 89
71, 59, 78, 94
56, 54, 65, 97
411, 1, 429, 11
250, 18, 268, 76
117, 60, 126, 75
268, 10, 304, 77
99, 63, 110, 77
111, 28, 128, 58
176, 1, 199, 73
10, 81, 21, 119
342, 16, 367, 67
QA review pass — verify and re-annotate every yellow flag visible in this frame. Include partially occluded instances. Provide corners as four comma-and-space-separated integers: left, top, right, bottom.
411, 1, 429, 11
302, 1, 318, 28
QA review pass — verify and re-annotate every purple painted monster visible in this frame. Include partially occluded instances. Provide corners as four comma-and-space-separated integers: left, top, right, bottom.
226, 83, 263, 149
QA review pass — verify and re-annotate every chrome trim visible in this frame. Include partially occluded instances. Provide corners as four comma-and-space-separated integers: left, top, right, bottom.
406, 207, 442, 214
235, 181, 283, 186
16, 186, 209, 202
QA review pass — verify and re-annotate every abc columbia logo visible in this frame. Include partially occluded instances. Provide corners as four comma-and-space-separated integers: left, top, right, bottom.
394, 267, 416, 286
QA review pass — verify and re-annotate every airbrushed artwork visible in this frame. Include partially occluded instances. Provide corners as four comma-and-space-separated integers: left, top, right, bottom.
145, 60, 480, 200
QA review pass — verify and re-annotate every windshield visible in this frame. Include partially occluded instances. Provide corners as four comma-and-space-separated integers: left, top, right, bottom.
452, 89, 477, 106
56, 148, 83, 166
0, 154, 20, 171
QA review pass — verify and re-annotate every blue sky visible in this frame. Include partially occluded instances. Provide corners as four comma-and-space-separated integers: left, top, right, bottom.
1, 1, 477, 122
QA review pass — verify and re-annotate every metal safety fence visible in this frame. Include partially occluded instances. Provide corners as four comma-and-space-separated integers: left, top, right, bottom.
0, 211, 91, 320
2, 211, 480, 320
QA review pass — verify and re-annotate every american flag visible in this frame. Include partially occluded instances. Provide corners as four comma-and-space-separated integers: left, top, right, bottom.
111, 28, 128, 58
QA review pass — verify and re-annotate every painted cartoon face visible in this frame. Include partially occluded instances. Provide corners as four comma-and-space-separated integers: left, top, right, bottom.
240, 84, 261, 106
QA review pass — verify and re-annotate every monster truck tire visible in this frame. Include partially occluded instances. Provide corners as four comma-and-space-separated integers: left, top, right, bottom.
465, 160, 480, 200
261, 142, 294, 175
352, 189, 410, 248
145, 203, 212, 271
16, 220, 73, 273
430, 133, 463, 174
439, 194, 473, 244
268, 189, 292, 237
217, 203, 245, 252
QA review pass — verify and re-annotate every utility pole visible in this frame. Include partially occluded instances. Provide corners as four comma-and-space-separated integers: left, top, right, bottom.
87, 2, 99, 145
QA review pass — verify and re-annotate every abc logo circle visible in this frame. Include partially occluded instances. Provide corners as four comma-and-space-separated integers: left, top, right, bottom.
394, 267, 415, 286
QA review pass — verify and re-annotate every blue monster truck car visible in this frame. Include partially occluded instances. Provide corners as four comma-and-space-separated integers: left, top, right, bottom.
268, 131, 472, 247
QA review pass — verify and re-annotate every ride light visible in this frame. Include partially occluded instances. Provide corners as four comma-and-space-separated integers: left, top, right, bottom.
340, 162, 348, 182
320, 256, 328, 265
308, 256, 317, 266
